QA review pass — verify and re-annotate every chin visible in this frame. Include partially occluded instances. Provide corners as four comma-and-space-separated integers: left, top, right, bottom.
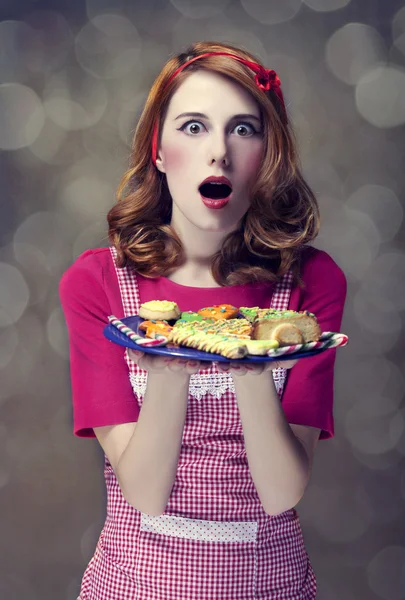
192, 218, 237, 233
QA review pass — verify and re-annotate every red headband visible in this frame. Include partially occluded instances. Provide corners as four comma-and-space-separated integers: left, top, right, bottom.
151, 52, 287, 165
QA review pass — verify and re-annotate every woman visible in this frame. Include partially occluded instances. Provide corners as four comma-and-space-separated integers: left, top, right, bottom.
60, 41, 347, 600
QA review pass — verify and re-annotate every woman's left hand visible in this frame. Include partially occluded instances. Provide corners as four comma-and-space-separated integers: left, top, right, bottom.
216, 358, 298, 377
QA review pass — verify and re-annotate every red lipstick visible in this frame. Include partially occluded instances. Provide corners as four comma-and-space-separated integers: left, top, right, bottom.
199, 175, 232, 188
199, 175, 232, 209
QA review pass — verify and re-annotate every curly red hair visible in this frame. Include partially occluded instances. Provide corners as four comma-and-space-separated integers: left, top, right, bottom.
107, 41, 320, 287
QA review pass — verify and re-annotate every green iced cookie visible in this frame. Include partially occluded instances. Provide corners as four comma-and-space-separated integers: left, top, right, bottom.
179, 311, 205, 322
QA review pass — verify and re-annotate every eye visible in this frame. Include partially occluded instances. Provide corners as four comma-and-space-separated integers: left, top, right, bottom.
231, 122, 258, 137
177, 120, 206, 135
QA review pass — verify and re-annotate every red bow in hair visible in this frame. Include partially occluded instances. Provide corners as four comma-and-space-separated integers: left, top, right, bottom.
254, 68, 281, 92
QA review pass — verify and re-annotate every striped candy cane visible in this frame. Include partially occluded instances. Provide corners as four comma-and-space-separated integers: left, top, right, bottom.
267, 332, 348, 357
108, 315, 168, 347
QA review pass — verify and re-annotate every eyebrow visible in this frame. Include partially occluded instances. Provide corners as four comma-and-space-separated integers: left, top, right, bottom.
174, 112, 261, 123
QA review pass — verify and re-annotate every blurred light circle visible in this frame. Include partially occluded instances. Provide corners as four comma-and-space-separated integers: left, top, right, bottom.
355, 65, 405, 128
0, 325, 19, 369
0, 309, 43, 404
0, 20, 43, 82
315, 204, 380, 281
326, 23, 386, 86
58, 176, 114, 222
24, 10, 73, 73
43, 67, 108, 131
359, 470, 405, 525
346, 184, 403, 242
301, 156, 345, 200
13, 243, 52, 307
75, 14, 141, 79
81, 522, 102, 562
353, 291, 401, 339
364, 251, 405, 312
170, 0, 232, 18
171, 16, 267, 64
15, 312, 45, 375
118, 92, 148, 146
0, 264, 29, 327
393, 31, 405, 61
81, 121, 125, 161
341, 207, 381, 278
266, 54, 308, 105
352, 447, 403, 471
303, 0, 350, 11
240, 0, 302, 24
66, 578, 82, 600
0, 574, 37, 600
367, 546, 405, 600
56, 155, 124, 198
73, 222, 108, 259
86, 0, 132, 20
345, 396, 404, 455
0, 83, 45, 150
354, 358, 404, 409
28, 118, 67, 164
13, 211, 74, 276
309, 485, 372, 542
0, 466, 10, 488
47, 308, 69, 359
392, 6, 405, 41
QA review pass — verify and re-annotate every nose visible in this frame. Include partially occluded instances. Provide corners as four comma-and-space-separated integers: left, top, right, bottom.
207, 131, 229, 167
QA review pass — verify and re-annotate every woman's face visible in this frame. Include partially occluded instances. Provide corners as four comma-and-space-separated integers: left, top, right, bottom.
155, 70, 264, 234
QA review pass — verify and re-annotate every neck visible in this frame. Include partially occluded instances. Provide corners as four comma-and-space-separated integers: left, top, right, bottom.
166, 208, 234, 286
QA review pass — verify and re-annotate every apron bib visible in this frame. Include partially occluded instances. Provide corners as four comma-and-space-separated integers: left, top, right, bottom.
78, 248, 317, 600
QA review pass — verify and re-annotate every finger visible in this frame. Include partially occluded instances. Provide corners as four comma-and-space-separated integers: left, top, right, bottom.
276, 359, 298, 370
128, 349, 143, 362
151, 355, 170, 370
185, 360, 201, 375
246, 364, 266, 375
138, 353, 167, 372
229, 363, 249, 376
168, 358, 188, 372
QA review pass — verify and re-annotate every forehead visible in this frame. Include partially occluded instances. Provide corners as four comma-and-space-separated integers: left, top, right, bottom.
165, 70, 260, 118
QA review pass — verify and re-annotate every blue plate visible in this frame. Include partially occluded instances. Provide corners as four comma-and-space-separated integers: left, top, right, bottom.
103, 315, 326, 363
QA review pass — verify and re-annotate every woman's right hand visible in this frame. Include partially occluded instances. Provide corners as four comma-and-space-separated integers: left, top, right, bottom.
128, 349, 203, 377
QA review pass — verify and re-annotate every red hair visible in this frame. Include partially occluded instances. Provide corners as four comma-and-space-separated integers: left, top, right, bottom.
108, 41, 320, 287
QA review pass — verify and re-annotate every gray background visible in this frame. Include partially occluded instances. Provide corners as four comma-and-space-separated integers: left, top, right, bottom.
1, 0, 405, 598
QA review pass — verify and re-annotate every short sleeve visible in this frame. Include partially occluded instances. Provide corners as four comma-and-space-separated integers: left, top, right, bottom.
281, 249, 347, 440
59, 252, 140, 438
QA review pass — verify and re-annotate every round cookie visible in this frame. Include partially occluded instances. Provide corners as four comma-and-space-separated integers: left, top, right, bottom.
138, 300, 181, 321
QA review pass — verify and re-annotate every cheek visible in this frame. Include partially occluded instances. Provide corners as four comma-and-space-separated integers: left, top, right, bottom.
162, 143, 189, 172
241, 147, 263, 181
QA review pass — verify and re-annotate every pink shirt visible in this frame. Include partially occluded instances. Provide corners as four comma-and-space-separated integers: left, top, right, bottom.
59, 246, 347, 440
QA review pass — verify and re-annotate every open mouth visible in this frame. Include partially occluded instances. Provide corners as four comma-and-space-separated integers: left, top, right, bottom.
199, 182, 232, 200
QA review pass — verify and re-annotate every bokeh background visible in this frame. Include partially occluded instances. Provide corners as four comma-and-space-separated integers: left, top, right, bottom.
1, 0, 405, 598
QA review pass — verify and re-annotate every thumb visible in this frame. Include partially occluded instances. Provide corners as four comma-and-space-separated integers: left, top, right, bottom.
275, 358, 298, 370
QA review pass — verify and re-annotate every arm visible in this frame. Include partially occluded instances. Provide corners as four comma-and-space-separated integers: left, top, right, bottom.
60, 252, 191, 515
233, 372, 320, 516
232, 249, 347, 515
114, 372, 190, 516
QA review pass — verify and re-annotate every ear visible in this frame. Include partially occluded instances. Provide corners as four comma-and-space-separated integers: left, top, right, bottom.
155, 150, 166, 173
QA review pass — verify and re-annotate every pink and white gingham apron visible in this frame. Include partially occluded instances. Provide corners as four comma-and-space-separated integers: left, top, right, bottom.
77, 248, 317, 600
